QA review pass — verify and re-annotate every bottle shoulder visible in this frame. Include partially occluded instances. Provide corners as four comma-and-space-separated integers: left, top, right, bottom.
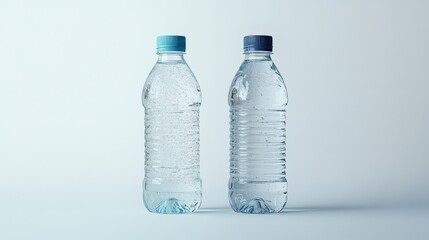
142, 62, 202, 108
228, 60, 288, 107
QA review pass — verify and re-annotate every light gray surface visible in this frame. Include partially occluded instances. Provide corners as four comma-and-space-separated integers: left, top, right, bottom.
2, 207, 429, 239
1, 0, 429, 239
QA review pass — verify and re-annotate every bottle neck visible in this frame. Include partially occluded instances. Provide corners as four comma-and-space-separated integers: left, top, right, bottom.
244, 51, 272, 61
157, 52, 186, 63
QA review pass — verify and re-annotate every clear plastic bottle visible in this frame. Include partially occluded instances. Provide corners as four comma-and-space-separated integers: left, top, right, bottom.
228, 35, 288, 214
142, 35, 202, 214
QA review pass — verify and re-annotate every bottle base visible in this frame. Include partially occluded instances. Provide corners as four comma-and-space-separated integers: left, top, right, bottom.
234, 198, 276, 214
154, 198, 193, 214
143, 190, 202, 214
230, 197, 287, 214
229, 185, 287, 214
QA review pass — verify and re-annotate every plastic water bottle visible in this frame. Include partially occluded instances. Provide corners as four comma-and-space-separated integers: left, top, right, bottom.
142, 35, 202, 214
228, 35, 288, 213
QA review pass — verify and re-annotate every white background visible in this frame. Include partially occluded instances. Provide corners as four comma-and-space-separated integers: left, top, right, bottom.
1, 0, 429, 239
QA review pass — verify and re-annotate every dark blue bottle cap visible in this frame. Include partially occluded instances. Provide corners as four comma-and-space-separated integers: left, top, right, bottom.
243, 35, 273, 52
157, 35, 186, 52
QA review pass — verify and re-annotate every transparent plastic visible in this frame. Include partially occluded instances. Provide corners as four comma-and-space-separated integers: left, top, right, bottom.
228, 52, 288, 214
142, 53, 202, 214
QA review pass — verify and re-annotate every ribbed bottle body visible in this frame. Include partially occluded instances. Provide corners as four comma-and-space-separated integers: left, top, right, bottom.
142, 55, 202, 214
228, 53, 288, 213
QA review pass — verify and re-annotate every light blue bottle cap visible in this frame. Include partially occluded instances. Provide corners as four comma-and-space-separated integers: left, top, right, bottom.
156, 35, 186, 52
